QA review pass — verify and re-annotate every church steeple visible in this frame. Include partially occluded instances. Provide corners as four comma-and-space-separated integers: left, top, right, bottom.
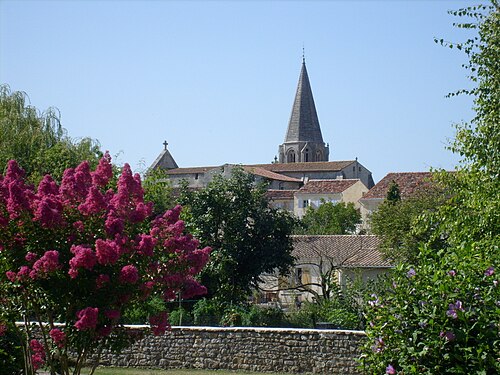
278, 58, 329, 163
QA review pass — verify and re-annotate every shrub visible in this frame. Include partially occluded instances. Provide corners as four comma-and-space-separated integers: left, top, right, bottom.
168, 307, 194, 326
285, 306, 315, 328
0, 156, 211, 374
361, 246, 499, 374
0, 323, 23, 375
192, 299, 224, 326
242, 305, 286, 327
326, 309, 360, 330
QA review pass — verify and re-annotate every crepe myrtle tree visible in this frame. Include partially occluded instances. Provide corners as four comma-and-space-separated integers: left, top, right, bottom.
0, 154, 211, 375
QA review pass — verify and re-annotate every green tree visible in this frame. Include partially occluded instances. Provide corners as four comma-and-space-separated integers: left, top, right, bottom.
385, 181, 401, 204
179, 167, 296, 304
295, 201, 361, 235
370, 184, 446, 263
362, 3, 499, 373
0, 85, 101, 183
142, 167, 174, 217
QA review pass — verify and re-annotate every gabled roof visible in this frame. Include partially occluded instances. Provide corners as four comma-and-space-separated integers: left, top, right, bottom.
292, 235, 391, 268
266, 189, 297, 200
297, 179, 359, 194
243, 166, 301, 182
164, 161, 357, 176
361, 172, 435, 200
285, 61, 324, 144
249, 161, 355, 173
149, 148, 178, 170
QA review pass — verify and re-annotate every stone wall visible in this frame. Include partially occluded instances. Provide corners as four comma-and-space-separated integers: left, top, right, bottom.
99, 326, 366, 374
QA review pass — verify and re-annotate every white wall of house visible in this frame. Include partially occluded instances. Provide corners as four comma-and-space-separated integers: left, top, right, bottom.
294, 193, 342, 218
358, 198, 384, 230
294, 180, 368, 218
269, 199, 295, 213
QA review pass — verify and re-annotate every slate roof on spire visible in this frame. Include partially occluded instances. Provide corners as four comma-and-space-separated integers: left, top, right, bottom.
285, 61, 324, 144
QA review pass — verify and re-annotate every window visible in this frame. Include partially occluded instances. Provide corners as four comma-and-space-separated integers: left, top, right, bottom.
359, 166, 362, 172
296, 267, 311, 286
315, 150, 322, 161
296, 268, 303, 285
287, 150, 296, 163
304, 148, 309, 162
195, 173, 199, 180
302, 268, 311, 285
302, 200, 309, 208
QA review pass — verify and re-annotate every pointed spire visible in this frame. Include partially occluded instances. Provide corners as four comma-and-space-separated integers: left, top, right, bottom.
284, 59, 324, 144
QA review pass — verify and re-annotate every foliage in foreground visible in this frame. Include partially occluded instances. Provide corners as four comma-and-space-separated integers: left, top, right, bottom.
0, 155, 210, 375
361, 2, 500, 374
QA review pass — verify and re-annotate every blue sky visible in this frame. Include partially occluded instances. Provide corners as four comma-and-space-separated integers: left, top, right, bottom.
0, 0, 478, 182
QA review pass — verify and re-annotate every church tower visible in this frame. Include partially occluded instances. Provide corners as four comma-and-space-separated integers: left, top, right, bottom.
278, 58, 329, 163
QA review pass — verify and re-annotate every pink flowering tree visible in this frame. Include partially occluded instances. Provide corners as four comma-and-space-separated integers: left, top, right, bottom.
0, 154, 210, 375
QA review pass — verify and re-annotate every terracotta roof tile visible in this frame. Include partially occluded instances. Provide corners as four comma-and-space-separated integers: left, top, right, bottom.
248, 161, 356, 173
266, 189, 297, 200
297, 179, 358, 194
361, 172, 435, 200
243, 166, 302, 182
292, 235, 391, 268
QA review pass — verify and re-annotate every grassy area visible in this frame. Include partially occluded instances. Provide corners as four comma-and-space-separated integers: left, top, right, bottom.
85, 368, 290, 375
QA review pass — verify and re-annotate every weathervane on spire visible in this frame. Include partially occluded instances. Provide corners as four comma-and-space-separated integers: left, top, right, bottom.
302, 44, 305, 63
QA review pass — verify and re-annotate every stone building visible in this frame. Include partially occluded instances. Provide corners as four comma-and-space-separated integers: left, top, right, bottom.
293, 179, 369, 218
278, 58, 329, 163
259, 235, 391, 307
150, 58, 375, 217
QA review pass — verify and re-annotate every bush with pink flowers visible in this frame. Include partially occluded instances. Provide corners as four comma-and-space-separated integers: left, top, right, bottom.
0, 154, 210, 375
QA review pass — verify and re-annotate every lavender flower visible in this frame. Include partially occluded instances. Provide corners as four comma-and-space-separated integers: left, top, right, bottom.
407, 268, 416, 278
386, 364, 396, 374
446, 300, 464, 319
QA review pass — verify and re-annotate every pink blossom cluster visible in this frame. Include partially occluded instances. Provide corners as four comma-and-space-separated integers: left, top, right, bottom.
69, 245, 97, 278
1, 154, 210, 344
75, 307, 99, 331
30, 250, 60, 278
30, 339, 45, 370
149, 311, 170, 336
119, 265, 139, 284
49, 328, 66, 348
5, 250, 60, 281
